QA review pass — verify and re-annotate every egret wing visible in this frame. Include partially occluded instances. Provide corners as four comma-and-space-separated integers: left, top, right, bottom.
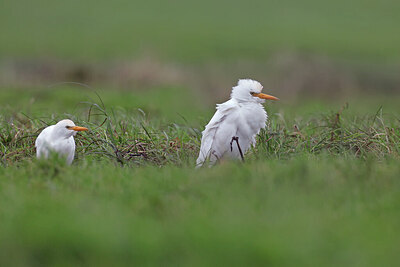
35, 125, 54, 158
65, 136, 76, 165
196, 100, 239, 167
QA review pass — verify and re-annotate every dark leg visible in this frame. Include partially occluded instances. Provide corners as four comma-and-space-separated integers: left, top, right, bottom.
230, 136, 245, 162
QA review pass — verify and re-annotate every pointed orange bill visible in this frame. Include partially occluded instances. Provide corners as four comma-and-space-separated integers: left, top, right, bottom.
253, 93, 279, 101
70, 126, 89, 131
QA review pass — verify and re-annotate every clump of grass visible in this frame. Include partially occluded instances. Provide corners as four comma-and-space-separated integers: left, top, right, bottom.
0, 99, 200, 167
257, 105, 400, 160
0, 102, 399, 167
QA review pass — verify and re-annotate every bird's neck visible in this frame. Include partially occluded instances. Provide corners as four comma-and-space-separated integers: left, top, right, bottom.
51, 129, 73, 140
233, 98, 262, 106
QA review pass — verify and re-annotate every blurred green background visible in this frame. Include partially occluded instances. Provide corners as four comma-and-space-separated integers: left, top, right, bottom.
1, 0, 400, 62
1, 0, 400, 106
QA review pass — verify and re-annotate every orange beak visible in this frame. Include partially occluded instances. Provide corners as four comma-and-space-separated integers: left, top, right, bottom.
253, 93, 279, 101
70, 126, 89, 131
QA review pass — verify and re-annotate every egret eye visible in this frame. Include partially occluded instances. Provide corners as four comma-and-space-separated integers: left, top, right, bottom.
65, 126, 72, 129
250, 92, 256, 96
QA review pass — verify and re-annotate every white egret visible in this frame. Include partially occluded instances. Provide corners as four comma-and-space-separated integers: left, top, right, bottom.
35, 119, 88, 164
196, 79, 278, 167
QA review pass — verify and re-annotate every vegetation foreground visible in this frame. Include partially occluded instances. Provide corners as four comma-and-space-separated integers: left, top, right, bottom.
0, 87, 399, 266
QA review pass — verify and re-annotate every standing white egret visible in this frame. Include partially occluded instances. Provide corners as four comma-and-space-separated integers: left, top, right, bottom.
196, 79, 278, 167
35, 119, 88, 164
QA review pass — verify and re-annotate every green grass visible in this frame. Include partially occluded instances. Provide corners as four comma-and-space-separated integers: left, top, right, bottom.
1, 86, 399, 165
0, 86, 399, 265
1, 0, 400, 263
1, 0, 400, 63
0, 156, 400, 266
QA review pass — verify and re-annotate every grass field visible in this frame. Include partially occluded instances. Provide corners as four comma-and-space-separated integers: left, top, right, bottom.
1, 0, 400, 63
1, 0, 400, 265
0, 87, 399, 266
0, 157, 399, 266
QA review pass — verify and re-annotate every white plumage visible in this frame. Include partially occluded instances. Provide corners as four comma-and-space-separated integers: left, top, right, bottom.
196, 79, 278, 167
35, 119, 88, 164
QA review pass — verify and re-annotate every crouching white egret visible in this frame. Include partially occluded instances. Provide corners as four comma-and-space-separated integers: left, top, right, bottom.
196, 79, 278, 167
35, 119, 88, 164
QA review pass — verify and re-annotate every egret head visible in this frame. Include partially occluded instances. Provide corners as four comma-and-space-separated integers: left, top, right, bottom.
54, 119, 88, 138
230, 79, 278, 103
